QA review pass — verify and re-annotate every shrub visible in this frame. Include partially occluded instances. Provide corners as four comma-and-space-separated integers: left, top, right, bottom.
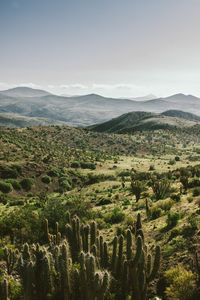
12, 164, 22, 174
71, 161, 81, 168
47, 167, 60, 177
20, 178, 35, 191
149, 165, 155, 171
151, 178, 170, 200
193, 188, 200, 197
166, 211, 180, 228
171, 193, 181, 202
165, 265, 196, 300
0, 181, 13, 193
187, 196, 193, 203
104, 206, 125, 224
80, 162, 96, 170
150, 206, 162, 219
156, 199, 174, 211
0, 167, 18, 179
41, 175, 51, 184
130, 179, 144, 202
6, 179, 21, 191
169, 159, 175, 165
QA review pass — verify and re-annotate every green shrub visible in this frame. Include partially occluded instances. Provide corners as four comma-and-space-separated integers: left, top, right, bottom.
20, 178, 35, 191
149, 165, 155, 171
171, 193, 181, 202
164, 265, 196, 300
47, 167, 60, 177
187, 196, 193, 203
80, 162, 96, 170
156, 199, 174, 211
71, 161, 81, 168
6, 179, 21, 190
0, 181, 13, 193
41, 175, 51, 184
193, 188, 200, 197
169, 159, 175, 165
104, 206, 125, 224
150, 206, 162, 219
167, 211, 180, 228
0, 167, 18, 179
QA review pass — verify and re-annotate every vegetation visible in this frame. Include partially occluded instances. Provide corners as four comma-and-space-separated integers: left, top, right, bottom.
0, 125, 200, 299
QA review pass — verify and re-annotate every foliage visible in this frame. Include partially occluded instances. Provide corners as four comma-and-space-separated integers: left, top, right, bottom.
166, 211, 180, 228
20, 178, 35, 191
0, 181, 13, 193
165, 265, 196, 300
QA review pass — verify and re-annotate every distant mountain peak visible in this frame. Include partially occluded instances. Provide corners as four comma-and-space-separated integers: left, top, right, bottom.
0, 86, 51, 98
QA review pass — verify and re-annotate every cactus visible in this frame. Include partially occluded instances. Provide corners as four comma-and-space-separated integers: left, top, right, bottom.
116, 235, 124, 278
126, 229, 132, 260
5, 213, 161, 300
111, 236, 117, 273
90, 221, 97, 248
59, 243, 71, 300
79, 252, 109, 300
4, 247, 18, 275
3, 279, 9, 300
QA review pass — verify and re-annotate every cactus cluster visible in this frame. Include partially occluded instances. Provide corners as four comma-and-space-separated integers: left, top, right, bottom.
1, 213, 160, 300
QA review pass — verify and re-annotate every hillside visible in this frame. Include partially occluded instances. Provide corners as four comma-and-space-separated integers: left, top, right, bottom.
89, 110, 200, 133
162, 109, 200, 121
0, 86, 51, 97
0, 125, 200, 299
0, 87, 200, 127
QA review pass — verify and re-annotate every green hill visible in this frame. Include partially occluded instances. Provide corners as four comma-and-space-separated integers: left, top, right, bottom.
89, 110, 200, 133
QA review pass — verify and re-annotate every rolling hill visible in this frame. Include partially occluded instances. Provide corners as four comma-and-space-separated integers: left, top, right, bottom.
0, 87, 200, 127
89, 110, 200, 133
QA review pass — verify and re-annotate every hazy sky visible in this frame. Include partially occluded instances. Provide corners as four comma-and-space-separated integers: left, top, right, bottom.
1, 0, 200, 97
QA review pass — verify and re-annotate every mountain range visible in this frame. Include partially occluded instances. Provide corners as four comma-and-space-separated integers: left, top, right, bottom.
0, 87, 200, 127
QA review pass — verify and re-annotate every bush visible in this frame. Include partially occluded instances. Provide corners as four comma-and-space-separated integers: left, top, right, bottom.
187, 196, 193, 203
0, 167, 18, 179
6, 179, 21, 191
41, 175, 51, 184
20, 178, 35, 191
171, 193, 181, 202
156, 199, 174, 211
193, 188, 200, 197
149, 165, 155, 171
71, 161, 81, 168
0, 181, 13, 193
80, 162, 96, 170
167, 211, 180, 228
104, 206, 125, 224
169, 159, 175, 165
150, 206, 162, 220
165, 265, 196, 300
47, 167, 60, 177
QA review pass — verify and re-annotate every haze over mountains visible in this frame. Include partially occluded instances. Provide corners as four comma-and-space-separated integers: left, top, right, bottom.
0, 87, 200, 128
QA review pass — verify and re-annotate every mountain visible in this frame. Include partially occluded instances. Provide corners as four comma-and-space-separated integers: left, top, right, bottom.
0, 87, 51, 98
89, 110, 200, 133
127, 94, 157, 101
0, 113, 69, 128
0, 87, 200, 127
161, 110, 200, 122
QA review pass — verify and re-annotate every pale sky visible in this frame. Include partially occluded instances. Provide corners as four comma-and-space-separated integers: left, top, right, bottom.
1, 0, 200, 98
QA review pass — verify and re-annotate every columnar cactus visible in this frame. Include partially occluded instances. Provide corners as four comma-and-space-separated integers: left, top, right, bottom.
4, 247, 18, 275
3, 279, 9, 300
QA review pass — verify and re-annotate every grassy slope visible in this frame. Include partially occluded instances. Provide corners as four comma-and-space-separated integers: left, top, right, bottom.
0, 125, 200, 297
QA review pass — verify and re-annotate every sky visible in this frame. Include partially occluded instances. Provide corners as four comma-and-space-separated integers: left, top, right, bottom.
1, 0, 200, 98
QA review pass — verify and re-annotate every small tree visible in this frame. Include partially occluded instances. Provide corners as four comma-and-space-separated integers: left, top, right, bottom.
151, 177, 170, 200
130, 179, 144, 202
